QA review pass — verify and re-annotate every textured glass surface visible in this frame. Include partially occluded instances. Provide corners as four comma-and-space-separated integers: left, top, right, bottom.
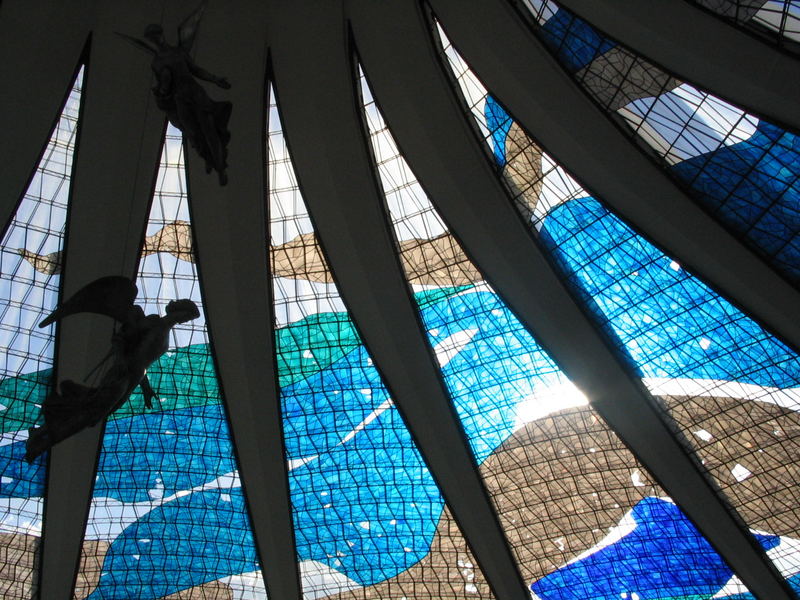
520, 1, 800, 285
0, 68, 83, 599
689, 0, 800, 48
268, 88, 494, 600
358, 66, 769, 600
541, 194, 800, 595
438, 32, 800, 594
30, 128, 263, 599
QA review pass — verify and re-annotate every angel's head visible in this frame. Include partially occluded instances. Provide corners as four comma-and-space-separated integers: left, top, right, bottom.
143, 23, 165, 45
165, 299, 200, 324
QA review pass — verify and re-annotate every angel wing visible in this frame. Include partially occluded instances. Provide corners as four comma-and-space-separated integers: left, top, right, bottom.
178, 1, 206, 50
114, 32, 157, 56
39, 276, 139, 328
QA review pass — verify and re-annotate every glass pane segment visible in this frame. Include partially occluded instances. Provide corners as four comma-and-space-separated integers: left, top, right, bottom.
436, 33, 800, 593
66, 127, 263, 599
268, 87, 495, 600
358, 65, 766, 600
520, 1, 800, 285
0, 67, 83, 599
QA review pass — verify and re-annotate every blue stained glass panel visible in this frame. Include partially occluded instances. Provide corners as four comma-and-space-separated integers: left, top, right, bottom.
531, 497, 781, 600
536, 7, 616, 72
267, 87, 494, 599
359, 64, 769, 599
523, 1, 800, 283
69, 128, 263, 600
437, 28, 800, 591
672, 121, 800, 279
541, 195, 800, 387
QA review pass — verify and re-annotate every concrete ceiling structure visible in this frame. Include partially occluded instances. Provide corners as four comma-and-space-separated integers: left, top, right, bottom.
1, 1, 799, 599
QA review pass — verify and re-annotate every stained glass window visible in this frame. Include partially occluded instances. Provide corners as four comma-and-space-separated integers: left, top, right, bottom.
0, 67, 83, 599
358, 65, 768, 600
268, 87, 494, 599
521, 1, 800, 285
437, 30, 800, 594
63, 128, 262, 599
0, 4, 798, 599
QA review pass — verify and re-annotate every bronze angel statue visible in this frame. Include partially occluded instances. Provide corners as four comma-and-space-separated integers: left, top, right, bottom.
119, 3, 232, 185
25, 277, 199, 462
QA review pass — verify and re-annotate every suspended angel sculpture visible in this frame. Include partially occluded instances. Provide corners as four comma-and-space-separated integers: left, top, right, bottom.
25, 276, 199, 462
119, 3, 232, 185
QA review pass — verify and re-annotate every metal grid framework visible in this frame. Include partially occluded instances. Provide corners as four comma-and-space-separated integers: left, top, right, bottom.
521, 0, 800, 286
65, 129, 262, 600
0, 2, 798, 599
689, 0, 800, 49
0, 68, 83, 600
437, 26, 800, 594
267, 88, 493, 600
359, 65, 770, 600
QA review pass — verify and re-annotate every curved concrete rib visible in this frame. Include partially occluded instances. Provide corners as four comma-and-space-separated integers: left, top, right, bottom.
557, 0, 800, 132
0, 1, 90, 234
429, 0, 800, 355
266, 3, 529, 599
348, 2, 794, 599
183, 4, 301, 599
38, 6, 165, 599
